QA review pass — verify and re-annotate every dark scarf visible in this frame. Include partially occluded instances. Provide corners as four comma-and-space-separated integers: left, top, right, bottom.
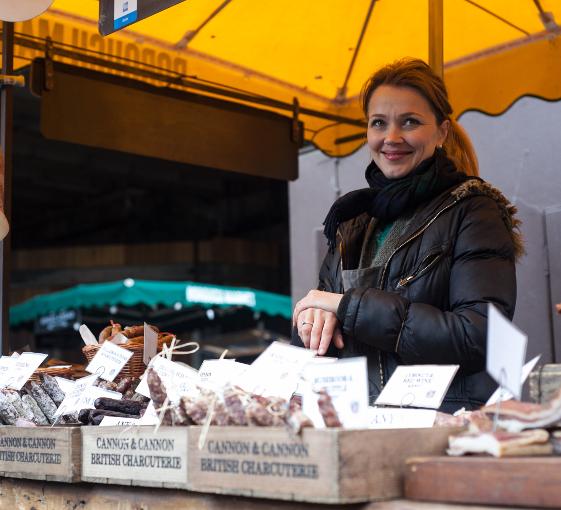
323, 149, 475, 252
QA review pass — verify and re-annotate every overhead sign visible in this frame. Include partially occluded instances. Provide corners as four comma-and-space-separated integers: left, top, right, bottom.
99, 0, 187, 36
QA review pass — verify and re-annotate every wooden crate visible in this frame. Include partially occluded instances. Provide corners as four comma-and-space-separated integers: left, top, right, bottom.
81, 425, 188, 489
529, 364, 561, 403
187, 426, 460, 504
0, 425, 81, 482
405, 456, 561, 508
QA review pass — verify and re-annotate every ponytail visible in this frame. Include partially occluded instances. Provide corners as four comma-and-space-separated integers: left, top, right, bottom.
444, 120, 479, 177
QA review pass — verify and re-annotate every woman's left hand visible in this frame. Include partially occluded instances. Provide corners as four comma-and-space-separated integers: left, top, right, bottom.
293, 290, 344, 327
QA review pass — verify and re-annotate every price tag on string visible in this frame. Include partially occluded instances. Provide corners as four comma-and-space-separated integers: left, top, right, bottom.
85, 341, 133, 382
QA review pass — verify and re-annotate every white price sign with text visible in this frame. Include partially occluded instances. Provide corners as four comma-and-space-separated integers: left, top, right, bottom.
85, 341, 133, 381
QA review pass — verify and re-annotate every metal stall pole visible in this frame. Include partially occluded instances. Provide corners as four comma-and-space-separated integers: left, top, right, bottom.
0, 21, 14, 354
428, 0, 444, 79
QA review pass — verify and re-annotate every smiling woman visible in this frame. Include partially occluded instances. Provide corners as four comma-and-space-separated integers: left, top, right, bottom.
292, 58, 523, 413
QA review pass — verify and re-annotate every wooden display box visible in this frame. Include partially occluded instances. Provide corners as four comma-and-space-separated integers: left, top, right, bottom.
529, 363, 561, 403
187, 426, 459, 504
81, 425, 188, 489
0, 425, 81, 482
405, 456, 561, 508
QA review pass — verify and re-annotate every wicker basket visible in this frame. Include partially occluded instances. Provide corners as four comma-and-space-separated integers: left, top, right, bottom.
30, 365, 75, 383
82, 335, 173, 381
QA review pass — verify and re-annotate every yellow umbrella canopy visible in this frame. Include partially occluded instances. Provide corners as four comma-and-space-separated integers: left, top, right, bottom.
11, 0, 561, 156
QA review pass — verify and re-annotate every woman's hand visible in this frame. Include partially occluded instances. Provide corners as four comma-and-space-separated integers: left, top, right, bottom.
293, 290, 345, 355
296, 308, 344, 355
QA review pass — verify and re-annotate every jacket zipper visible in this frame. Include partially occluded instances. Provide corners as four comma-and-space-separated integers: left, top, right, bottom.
377, 197, 461, 389
396, 249, 444, 289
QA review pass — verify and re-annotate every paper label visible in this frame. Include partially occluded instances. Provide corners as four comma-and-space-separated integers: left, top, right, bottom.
0, 352, 48, 390
143, 322, 158, 366
99, 416, 142, 426
367, 407, 436, 429
375, 364, 459, 409
55, 374, 100, 418
235, 342, 316, 400
85, 341, 133, 381
486, 354, 540, 405
486, 303, 527, 400
135, 357, 198, 403
198, 359, 248, 388
302, 357, 369, 429
79, 324, 98, 346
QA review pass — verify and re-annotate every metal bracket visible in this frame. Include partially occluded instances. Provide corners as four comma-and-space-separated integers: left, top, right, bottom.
0, 74, 24, 87
45, 37, 54, 91
291, 97, 303, 146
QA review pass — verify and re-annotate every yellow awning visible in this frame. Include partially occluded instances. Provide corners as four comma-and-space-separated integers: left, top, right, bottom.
10, 0, 561, 156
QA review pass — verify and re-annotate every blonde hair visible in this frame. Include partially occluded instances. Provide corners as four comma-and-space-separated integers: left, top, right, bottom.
361, 58, 479, 177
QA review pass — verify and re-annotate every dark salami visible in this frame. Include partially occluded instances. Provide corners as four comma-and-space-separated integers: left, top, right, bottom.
94, 397, 143, 415
89, 409, 139, 426
115, 377, 134, 394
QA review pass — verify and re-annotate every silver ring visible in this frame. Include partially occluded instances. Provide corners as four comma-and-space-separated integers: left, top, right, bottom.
301, 321, 313, 327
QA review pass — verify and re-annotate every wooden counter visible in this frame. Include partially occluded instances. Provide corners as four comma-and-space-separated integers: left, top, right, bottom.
0, 477, 520, 510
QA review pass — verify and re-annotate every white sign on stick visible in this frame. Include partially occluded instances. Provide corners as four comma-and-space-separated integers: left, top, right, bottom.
486, 303, 527, 400
85, 341, 133, 381
0, 352, 48, 390
375, 365, 459, 409
143, 322, 158, 366
302, 357, 369, 429
486, 355, 540, 406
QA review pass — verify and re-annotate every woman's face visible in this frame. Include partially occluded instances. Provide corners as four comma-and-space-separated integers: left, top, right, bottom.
366, 85, 450, 179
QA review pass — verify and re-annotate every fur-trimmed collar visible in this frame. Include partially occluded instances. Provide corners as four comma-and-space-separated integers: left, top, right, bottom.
451, 179, 524, 260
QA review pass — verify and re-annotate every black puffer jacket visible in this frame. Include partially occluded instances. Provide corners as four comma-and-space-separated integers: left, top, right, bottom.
296, 179, 523, 413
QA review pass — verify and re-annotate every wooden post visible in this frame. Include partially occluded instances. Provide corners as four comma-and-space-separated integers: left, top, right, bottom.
0, 21, 14, 355
428, 0, 444, 78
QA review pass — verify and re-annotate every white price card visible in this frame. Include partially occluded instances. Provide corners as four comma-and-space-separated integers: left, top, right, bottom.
486, 355, 540, 405
302, 357, 369, 429
85, 341, 133, 381
0, 352, 48, 390
54, 376, 76, 394
55, 374, 100, 418
143, 322, 158, 366
486, 303, 527, 400
99, 416, 141, 427
375, 364, 459, 409
198, 359, 248, 388
136, 356, 198, 403
367, 407, 436, 429
236, 342, 316, 400
79, 324, 98, 346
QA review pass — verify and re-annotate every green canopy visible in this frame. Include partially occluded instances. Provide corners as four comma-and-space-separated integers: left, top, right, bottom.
10, 279, 292, 326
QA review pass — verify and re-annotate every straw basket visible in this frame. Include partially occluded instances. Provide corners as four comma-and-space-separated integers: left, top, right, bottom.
30, 365, 75, 383
81, 335, 174, 381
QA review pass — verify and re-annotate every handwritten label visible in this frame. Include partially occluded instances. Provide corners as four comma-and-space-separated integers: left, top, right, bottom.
375, 365, 459, 409
367, 407, 436, 429
235, 342, 316, 400
302, 357, 368, 429
198, 359, 248, 389
82, 426, 187, 486
99, 416, 141, 426
0, 352, 48, 390
143, 322, 158, 366
54, 374, 100, 418
86, 341, 133, 381
487, 303, 527, 399
136, 357, 198, 403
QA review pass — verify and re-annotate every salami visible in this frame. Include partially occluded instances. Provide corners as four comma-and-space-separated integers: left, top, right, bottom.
41, 374, 65, 406
0, 398, 18, 425
317, 390, 342, 428
21, 394, 49, 425
25, 381, 58, 424
94, 397, 143, 415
